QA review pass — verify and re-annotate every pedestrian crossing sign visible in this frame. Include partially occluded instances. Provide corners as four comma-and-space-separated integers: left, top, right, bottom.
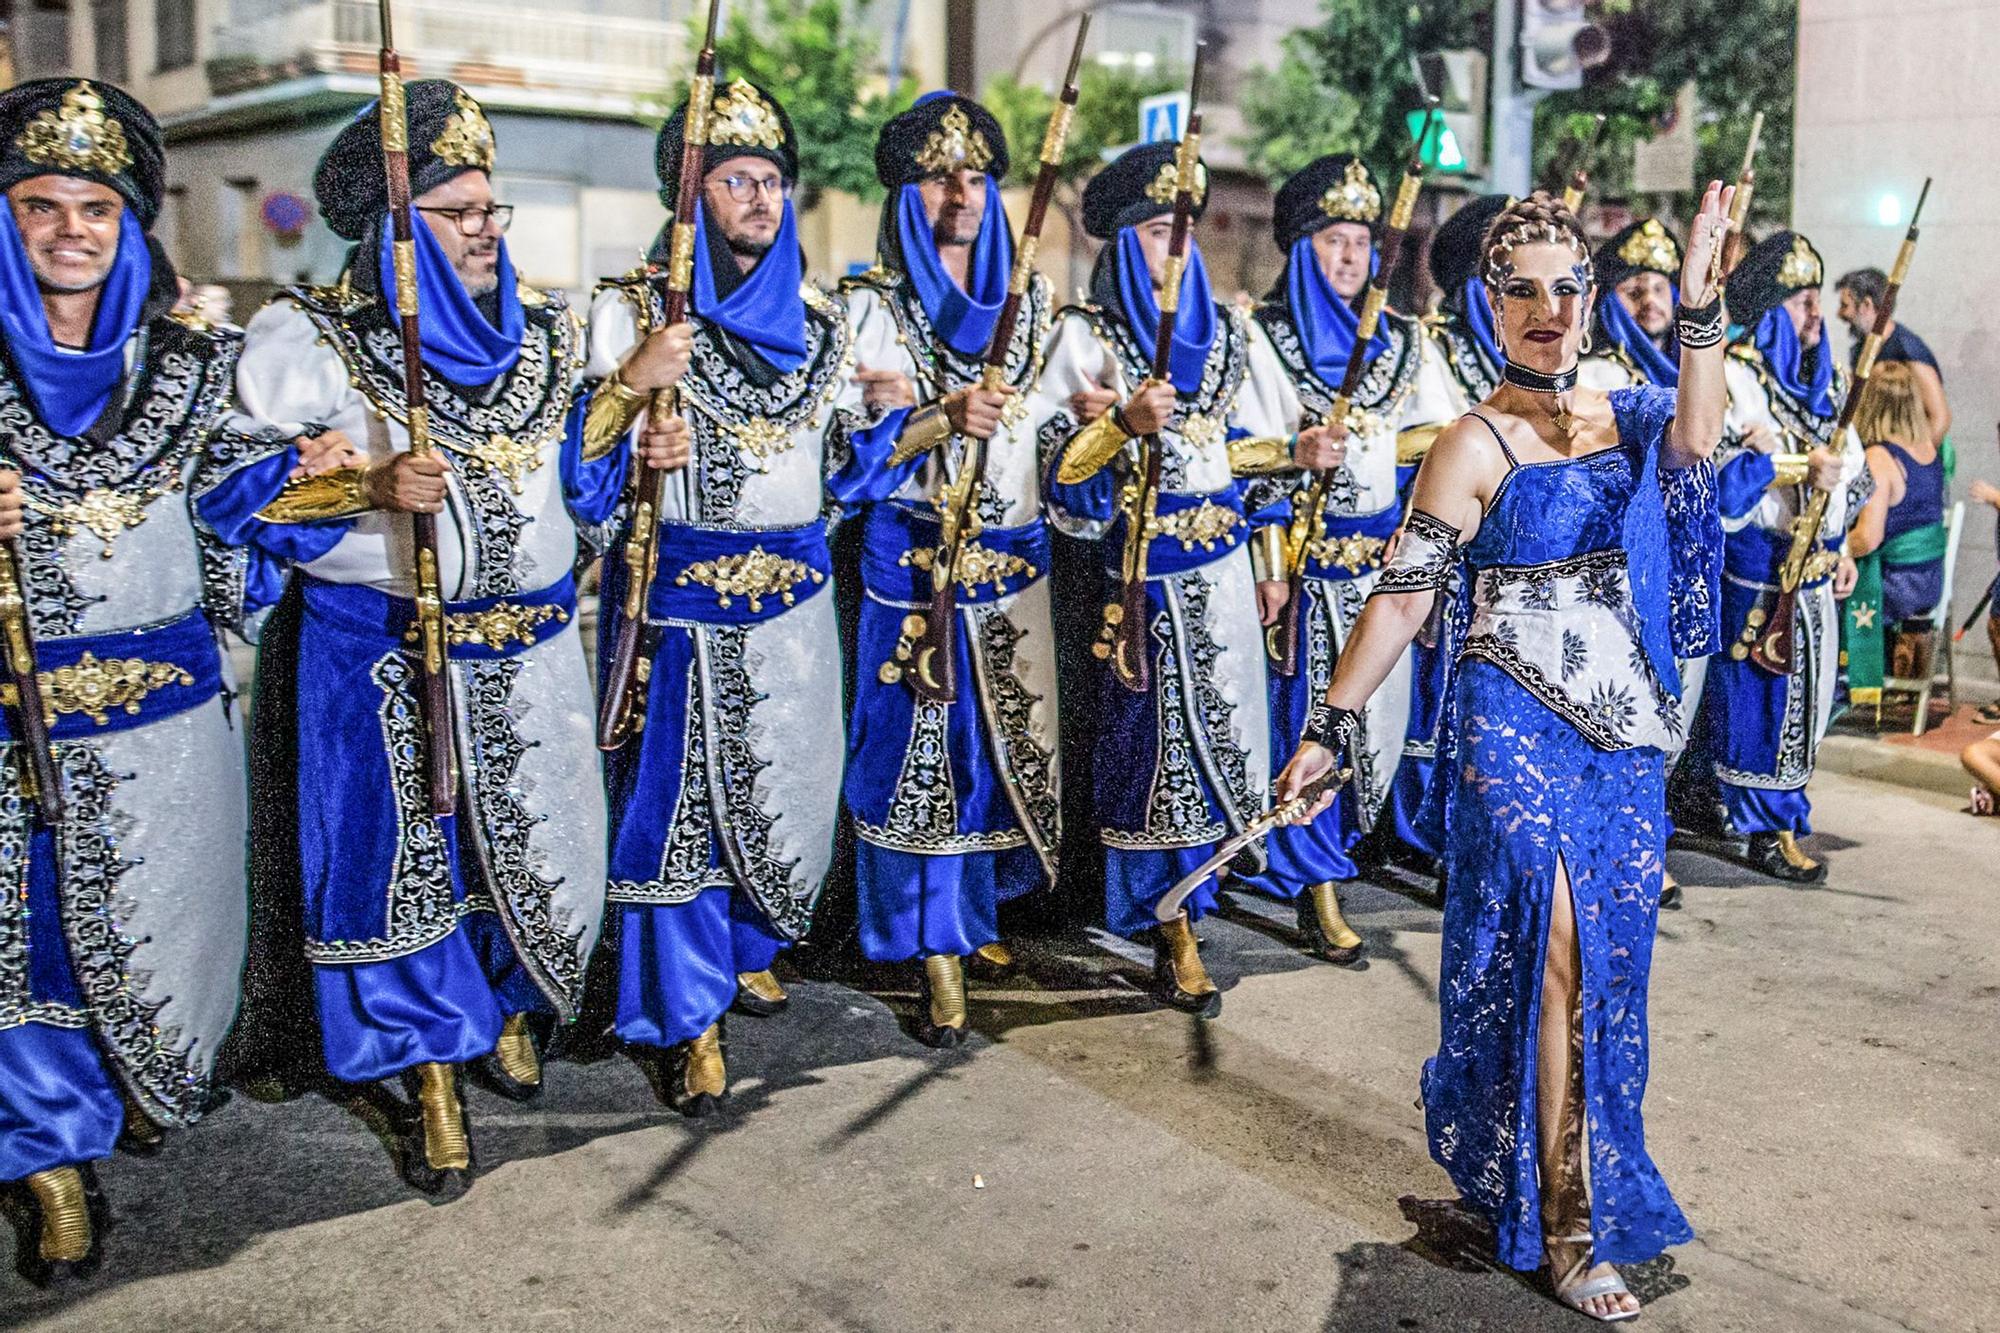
1140, 92, 1188, 145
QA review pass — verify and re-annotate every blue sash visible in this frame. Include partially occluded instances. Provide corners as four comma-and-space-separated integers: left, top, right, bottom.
647, 520, 832, 626
0, 608, 221, 743
1723, 524, 1842, 590
1105, 488, 1248, 579
1300, 502, 1401, 581
300, 572, 578, 660
860, 504, 1049, 608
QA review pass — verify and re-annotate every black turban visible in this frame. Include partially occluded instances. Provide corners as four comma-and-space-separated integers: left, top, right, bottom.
1428, 193, 1514, 296
1595, 217, 1682, 292
0, 79, 165, 228
1728, 230, 1824, 334
313, 80, 495, 242
1080, 140, 1207, 240
875, 92, 1009, 189
1272, 153, 1383, 252
655, 78, 798, 208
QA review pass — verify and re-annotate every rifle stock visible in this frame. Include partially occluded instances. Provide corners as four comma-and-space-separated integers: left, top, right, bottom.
597, 0, 722, 750
1744, 177, 1930, 675
1268, 104, 1438, 677
1100, 45, 1206, 694
0, 542, 61, 826
881, 16, 1091, 704
377, 0, 456, 816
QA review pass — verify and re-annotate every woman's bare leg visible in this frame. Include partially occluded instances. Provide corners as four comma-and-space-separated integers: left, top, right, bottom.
1539, 858, 1639, 1318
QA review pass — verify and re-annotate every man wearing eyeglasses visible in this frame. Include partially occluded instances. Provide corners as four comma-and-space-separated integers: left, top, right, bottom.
587, 80, 922, 1114
837, 93, 1059, 1047
220, 82, 661, 1196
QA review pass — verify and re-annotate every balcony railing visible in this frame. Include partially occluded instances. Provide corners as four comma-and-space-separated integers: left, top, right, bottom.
208, 0, 683, 103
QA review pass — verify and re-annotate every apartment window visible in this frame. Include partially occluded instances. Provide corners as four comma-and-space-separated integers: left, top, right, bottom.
155, 0, 196, 71
94, 0, 130, 83
21, 0, 74, 75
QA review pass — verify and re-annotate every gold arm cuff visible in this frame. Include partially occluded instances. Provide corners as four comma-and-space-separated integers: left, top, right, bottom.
254, 466, 372, 523
1397, 424, 1445, 466
1249, 524, 1289, 583
1056, 411, 1134, 485
583, 370, 651, 462
889, 401, 954, 467
1770, 452, 1811, 488
1227, 435, 1293, 476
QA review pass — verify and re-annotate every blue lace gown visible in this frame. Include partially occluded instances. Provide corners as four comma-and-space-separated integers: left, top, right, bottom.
1419, 386, 1715, 1272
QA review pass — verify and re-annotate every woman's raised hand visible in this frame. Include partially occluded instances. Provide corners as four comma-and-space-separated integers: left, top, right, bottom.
1680, 178, 1737, 310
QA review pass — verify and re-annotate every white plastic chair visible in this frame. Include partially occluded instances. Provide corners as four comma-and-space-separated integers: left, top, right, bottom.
1879, 499, 1964, 735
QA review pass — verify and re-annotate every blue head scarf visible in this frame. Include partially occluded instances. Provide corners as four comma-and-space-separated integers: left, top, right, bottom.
0, 205, 152, 436
377, 218, 524, 386
691, 199, 808, 373
1595, 283, 1680, 387
1283, 232, 1388, 384
1115, 227, 1215, 395
1754, 303, 1836, 419
896, 176, 1011, 358
1460, 276, 1503, 373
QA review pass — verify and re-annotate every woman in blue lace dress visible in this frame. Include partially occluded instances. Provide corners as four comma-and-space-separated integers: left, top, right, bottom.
1278, 188, 1733, 1321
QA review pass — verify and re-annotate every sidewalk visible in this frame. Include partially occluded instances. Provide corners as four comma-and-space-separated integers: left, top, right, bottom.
1820, 691, 1996, 800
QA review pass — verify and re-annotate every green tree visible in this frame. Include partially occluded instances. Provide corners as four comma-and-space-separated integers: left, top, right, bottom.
1235, 2, 1481, 187
980, 61, 1183, 193
663, 0, 916, 209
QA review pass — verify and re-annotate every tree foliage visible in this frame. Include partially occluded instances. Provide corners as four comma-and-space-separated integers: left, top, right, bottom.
664, 0, 916, 208
1240, 0, 1798, 223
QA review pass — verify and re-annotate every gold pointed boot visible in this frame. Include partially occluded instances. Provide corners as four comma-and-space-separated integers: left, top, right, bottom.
968, 940, 1017, 980
1153, 912, 1221, 1018
399, 1062, 473, 1197
24, 1168, 93, 1267
1299, 881, 1365, 966
669, 1022, 727, 1118
482, 1012, 543, 1102
917, 954, 968, 1048
732, 968, 790, 1018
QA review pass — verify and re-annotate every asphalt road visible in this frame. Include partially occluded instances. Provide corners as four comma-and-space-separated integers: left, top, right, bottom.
5, 768, 1993, 1332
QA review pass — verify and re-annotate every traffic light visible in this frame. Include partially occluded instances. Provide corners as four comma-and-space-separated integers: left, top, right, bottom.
1518, 0, 1611, 91
1412, 49, 1487, 176
1407, 110, 1469, 174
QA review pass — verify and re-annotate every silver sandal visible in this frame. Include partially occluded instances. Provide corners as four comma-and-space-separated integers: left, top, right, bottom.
1548, 1232, 1640, 1323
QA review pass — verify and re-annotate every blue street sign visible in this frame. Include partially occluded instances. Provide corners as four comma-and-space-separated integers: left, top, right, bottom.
1139, 92, 1188, 144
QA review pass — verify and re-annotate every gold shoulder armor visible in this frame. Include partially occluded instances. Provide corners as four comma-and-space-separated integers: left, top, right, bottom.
1057, 411, 1134, 485
1397, 423, 1446, 466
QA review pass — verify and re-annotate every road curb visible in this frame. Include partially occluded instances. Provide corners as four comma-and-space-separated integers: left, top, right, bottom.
1817, 732, 1971, 799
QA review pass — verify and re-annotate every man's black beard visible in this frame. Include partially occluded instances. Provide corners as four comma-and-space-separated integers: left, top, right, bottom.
726, 230, 775, 261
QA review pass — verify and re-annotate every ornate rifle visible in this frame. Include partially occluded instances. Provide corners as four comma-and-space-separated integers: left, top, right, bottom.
1094, 44, 1207, 695
1155, 759, 1353, 924
0, 543, 61, 825
377, 0, 456, 816
1742, 177, 1930, 676
1708, 111, 1764, 292
1559, 113, 1608, 214
1266, 102, 1439, 677
597, 0, 723, 750
880, 15, 1091, 702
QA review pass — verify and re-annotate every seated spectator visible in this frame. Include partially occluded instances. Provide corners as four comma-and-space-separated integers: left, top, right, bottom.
1963, 730, 2000, 815
1848, 363, 1946, 682
1971, 475, 2000, 723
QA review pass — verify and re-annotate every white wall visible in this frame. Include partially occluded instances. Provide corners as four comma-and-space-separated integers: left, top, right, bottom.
1794, 0, 1999, 685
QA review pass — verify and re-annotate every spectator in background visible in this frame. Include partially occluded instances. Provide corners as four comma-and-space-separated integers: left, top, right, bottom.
1970, 473, 2000, 724
1836, 267, 1951, 444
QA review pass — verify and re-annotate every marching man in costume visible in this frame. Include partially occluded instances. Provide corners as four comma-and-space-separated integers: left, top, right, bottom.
1700, 231, 1866, 883
587, 81, 919, 1110
842, 93, 1061, 1045
0, 79, 255, 1278
1033, 140, 1280, 1018
1580, 218, 1682, 391
225, 82, 628, 1195
1232, 153, 1458, 965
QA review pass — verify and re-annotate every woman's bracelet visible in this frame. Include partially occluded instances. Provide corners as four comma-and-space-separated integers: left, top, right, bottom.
1676, 296, 1728, 350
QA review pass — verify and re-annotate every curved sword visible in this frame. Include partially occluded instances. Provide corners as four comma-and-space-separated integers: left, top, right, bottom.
1154, 763, 1353, 924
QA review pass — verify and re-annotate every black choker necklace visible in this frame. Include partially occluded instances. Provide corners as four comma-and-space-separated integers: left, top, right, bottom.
1502, 360, 1579, 394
